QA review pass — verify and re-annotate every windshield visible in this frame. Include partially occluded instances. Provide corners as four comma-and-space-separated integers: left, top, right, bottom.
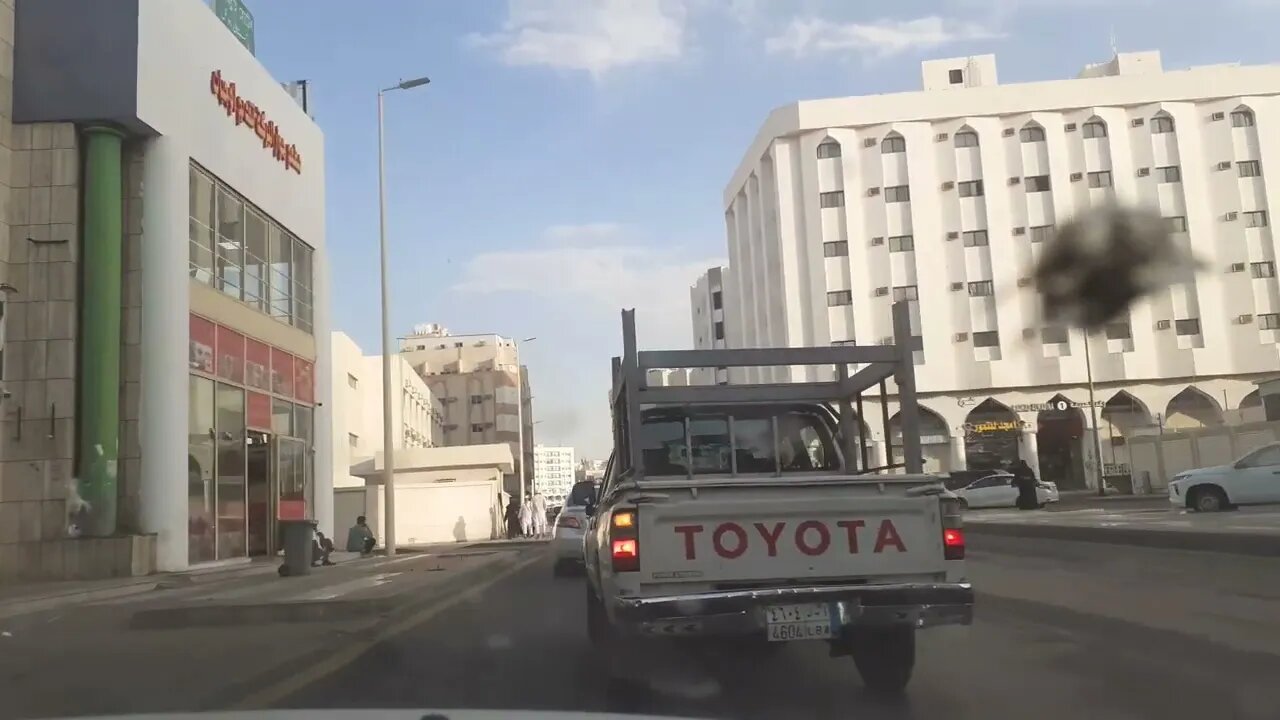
566, 480, 597, 507
637, 407, 840, 476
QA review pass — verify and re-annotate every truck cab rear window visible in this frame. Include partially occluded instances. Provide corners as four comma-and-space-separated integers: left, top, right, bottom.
638, 409, 839, 477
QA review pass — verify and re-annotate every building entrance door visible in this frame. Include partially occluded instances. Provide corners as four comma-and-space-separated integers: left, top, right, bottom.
246, 430, 275, 556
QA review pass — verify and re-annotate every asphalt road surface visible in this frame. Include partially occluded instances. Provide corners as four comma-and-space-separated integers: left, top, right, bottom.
281, 538, 1280, 719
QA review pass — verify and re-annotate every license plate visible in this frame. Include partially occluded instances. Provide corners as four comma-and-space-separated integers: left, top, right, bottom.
765, 603, 836, 642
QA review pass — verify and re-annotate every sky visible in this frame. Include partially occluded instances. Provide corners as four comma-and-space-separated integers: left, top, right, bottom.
242, 0, 1280, 460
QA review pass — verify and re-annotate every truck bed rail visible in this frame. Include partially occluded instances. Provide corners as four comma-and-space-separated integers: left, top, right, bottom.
610, 301, 924, 481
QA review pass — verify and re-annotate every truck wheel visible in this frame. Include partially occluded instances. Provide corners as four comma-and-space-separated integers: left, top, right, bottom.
850, 626, 915, 695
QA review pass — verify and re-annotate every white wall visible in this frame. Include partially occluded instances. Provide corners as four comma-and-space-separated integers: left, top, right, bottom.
136, 0, 328, 570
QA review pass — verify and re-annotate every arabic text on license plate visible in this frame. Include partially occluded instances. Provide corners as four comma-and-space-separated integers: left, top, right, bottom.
766, 603, 836, 642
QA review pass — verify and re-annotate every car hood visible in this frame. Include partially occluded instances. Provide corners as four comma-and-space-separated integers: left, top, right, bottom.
1176, 465, 1231, 480
78, 707, 675, 712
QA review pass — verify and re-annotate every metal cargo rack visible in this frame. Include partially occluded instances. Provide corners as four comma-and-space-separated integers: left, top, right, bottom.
610, 301, 923, 482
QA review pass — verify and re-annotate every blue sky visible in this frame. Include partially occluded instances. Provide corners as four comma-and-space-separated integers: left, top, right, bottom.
244, 0, 1280, 459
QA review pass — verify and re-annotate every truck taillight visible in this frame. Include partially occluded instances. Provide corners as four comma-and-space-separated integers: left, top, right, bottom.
941, 496, 965, 560
609, 508, 639, 572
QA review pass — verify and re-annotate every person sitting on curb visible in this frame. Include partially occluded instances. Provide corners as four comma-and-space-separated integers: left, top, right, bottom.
313, 528, 336, 567
347, 515, 377, 556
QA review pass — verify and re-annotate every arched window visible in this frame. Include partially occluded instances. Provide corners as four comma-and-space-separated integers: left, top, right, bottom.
1151, 113, 1175, 134
1019, 124, 1045, 143
881, 133, 906, 154
1082, 119, 1107, 138
954, 129, 979, 148
817, 139, 842, 159
1231, 108, 1256, 128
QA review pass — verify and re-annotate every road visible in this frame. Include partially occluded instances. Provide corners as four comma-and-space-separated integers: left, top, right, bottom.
280, 538, 1280, 719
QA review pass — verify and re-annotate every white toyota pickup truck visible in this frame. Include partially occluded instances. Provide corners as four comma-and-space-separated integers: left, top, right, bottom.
583, 305, 973, 696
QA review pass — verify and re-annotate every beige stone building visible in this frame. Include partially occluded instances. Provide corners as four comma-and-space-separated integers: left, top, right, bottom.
399, 325, 534, 494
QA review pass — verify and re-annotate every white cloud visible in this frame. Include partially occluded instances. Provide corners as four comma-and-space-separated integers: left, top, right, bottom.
468, 0, 689, 79
765, 15, 1003, 61
452, 224, 723, 348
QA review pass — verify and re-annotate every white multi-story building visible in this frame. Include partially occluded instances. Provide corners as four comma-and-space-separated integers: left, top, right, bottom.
723, 50, 1280, 489
330, 332, 445, 491
690, 266, 731, 385
533, 445, 576, 506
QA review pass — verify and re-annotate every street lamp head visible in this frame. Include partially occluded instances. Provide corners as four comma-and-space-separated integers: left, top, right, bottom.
398, 76, 431, 90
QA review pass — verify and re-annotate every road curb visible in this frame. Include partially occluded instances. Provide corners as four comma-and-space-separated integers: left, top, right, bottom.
966, 521, 1280, 556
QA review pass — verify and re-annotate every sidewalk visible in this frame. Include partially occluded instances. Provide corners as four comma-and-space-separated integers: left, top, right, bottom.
965, 505, 1280, 555
0, 543, 541, 720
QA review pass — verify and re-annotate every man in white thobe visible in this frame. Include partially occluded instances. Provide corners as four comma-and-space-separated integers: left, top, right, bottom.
532, 492, 548, 538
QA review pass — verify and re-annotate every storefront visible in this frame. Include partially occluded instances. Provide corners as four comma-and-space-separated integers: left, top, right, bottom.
188, 314, 316, 563
12, 0, 331, 574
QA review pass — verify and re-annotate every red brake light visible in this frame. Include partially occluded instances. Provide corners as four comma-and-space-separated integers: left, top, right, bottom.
609, 508, 640, 572
943, 527, 965, 560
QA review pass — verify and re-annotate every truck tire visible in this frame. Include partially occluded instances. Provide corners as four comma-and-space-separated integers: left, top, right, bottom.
850, 626, 915, 695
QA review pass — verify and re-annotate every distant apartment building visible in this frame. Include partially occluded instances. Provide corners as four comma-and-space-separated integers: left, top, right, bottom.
533, 445, 576, 506
330, 332, 445, 492
399, 324, 535, 493
690, 266, 731, 385
576, 458, 608, 484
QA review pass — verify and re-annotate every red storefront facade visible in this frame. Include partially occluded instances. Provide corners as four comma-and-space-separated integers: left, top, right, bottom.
188, 313, 315, 563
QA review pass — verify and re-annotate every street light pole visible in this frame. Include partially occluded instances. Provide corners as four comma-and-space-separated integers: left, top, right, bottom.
377, 76, 430, 559
1083, 331, 1107, 497
515, 337, 537, 500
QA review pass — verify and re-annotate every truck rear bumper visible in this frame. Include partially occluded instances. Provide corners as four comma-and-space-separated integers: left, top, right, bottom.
612, 582, 974, 638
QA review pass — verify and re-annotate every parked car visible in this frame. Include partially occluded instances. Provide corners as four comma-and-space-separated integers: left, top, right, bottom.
1168, 442, 1280, 512
954, 471, 1059, 509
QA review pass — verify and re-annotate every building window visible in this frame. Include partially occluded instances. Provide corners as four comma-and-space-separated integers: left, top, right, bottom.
1260, 313, 1280, 330
817, 140, 842, 159
881, 135, 906, 154
1156, 165, 1182, 183
827, 290, 853, 307
1041, 326, 1069, 344
347, 373, 358, 389
948, 68, 964, 84
471, 423, 485, 433
888, 235, 914, 252
1028, 225, 1055, 243
1019, 126, 1046, 143
954, 131, 979, 148
1166, 216, 1188, 233
348, 433, 359, 448
1087, 171, 1112, 188
885, 185, 911, 203
1175, 319, 1201, 336
819, 191, 845, 208
962, 230, 989, 247
892, 285, 918, 302
973, 330, 1000, 348
1239, 160, 1262, 178
1151, 115, 1175, 134
1232, 110, 1255, 128
470, 394, 483, 405
823, 241, 849, 257
1251, 261, 1276, 279
712, 291, 723, 310
1082, 121, 1107, 139
968, 280, 994, 297
1245, 210, 1270, 228
1105, 322, 1132, 340
714, 321, 725, 340
1025, 175, 1052, 192
958, 179, 984, 197
191, 165, 315, 334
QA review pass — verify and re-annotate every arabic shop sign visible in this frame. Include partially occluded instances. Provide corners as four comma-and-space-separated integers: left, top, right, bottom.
210, 71, 303, 175
213, 0, 255, 55
963, 420, 1029, 435
956, 396, 1105, 414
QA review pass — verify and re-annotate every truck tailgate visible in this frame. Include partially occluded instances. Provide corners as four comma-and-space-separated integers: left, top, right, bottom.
637, 487, 946, 585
